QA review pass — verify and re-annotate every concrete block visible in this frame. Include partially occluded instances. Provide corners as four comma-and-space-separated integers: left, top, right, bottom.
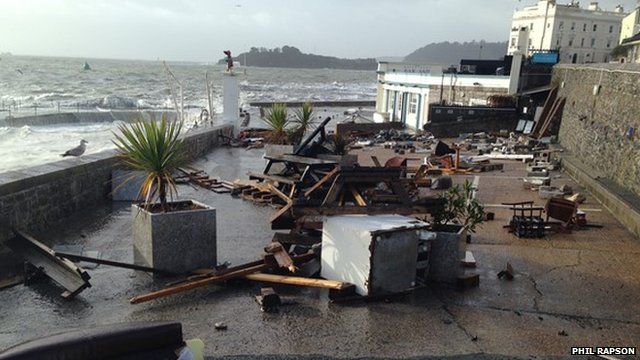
132, 200, 216, 274
429, 225, 466, 284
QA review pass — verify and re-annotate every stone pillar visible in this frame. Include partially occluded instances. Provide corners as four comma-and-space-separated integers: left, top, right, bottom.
222, 72, 240, 132
509, 27, 528, 95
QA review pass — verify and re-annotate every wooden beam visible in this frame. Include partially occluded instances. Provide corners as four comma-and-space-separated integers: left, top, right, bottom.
303, 167, 339, 198
244, 273, 351, 290
270, 201, 293, 224
348, 184, 367, 207
371, 156, 382, 167
130, 263, 268, 304
321, 175, 343, 206
267, 183, 291, 204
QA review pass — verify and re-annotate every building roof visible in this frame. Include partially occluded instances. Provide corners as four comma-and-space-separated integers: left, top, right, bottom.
621, 32, 640, 46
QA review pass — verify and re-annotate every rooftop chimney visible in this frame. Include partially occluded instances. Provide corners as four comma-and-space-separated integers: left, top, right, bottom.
588, 2, 600, 11
614, 5, 624, 13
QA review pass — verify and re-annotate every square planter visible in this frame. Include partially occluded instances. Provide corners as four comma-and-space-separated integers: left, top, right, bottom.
132, 200, 216, 275
428, 224, 466, 284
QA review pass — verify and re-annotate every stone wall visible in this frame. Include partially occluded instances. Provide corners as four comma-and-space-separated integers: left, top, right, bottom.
335, 121, 405, 137
554, 63, 640, 197
0, 123, 232, 276
1, 111, 177, 127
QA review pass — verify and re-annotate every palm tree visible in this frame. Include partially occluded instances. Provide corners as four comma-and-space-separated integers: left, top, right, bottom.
290, 101, 315, 145
113, 115, 186, 212
264, 103, 290, 144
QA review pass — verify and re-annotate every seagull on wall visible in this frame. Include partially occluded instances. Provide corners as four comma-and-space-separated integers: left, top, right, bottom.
61, 140, 88, 157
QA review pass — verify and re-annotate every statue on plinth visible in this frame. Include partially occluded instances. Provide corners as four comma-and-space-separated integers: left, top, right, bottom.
223, 50, 234, 72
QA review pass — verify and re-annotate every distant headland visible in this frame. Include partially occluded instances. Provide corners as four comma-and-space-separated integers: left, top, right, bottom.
218, 46, 377, 70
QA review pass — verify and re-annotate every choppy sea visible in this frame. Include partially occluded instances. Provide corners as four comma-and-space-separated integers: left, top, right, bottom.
0, 55, 376, 172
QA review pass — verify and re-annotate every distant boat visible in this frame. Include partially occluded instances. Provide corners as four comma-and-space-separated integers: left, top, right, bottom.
83, 61, 92, 71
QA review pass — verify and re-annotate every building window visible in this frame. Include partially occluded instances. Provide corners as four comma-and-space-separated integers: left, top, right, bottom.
468, 110, 475, 115
571, 22, 575, 30
581, 38, 585, 47
511, 37, 516, 47
583, 23, 587, 31
559, 21, 564, 30
447, 109, 454, 114
435, 109, 441, 114
409, 94, 418, 114
609, 25, 614, 33
547, 22, 551, 28
569, 39, 573, 46
556, 38, 560, 47
591, 38, 596, 47
607, 40, 611, 48
528, 39, 532, 48
530, 23, 534, 30
593, 24, 597, 31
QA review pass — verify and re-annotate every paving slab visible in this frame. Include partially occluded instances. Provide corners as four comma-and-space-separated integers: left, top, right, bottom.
1, 145, 639, 358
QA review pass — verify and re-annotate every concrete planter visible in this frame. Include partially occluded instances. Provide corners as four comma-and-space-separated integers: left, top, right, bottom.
428, 224, 466, 284
317, 154, 359, 167
132, 200, 216, 275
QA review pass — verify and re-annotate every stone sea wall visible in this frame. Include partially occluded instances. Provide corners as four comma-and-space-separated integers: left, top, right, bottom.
0, 110, 178, 127
0, 122, 232, 276
554, 63, 640, 197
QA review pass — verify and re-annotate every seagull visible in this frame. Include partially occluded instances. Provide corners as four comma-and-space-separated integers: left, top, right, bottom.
61, 140, 88, 157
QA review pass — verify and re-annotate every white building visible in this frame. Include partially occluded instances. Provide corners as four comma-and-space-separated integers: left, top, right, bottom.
374, 58, 521, 130
508, 1, 627, 64
620, 3, 640, 43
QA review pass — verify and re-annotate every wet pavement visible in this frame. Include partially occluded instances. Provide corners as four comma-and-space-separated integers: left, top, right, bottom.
1, 146, 639, 359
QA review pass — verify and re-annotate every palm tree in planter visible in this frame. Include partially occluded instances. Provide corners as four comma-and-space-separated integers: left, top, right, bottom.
289, 101, 315, 145
113, 116, 216, 275
263, 103, 290, 145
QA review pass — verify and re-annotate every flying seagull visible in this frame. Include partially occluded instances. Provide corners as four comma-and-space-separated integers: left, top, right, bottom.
61, 140, 88, 157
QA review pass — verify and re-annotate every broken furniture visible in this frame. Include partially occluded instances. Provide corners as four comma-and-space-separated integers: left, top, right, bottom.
0, 322, 189, 360
320, 215, 430, 296
545, 198, 578, 233
271, 166, 445, 231
7, 230, 91, 299
504, 201, 546, 238
249, 154, 338, 201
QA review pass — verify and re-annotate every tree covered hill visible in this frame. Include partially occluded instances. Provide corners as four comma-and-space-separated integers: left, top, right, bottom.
219, 46, 377, 70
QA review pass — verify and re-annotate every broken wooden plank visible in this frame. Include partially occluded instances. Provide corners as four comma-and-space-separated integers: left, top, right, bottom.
371, 156, 382, 167
268, 183, 292, 204
130, 263, 268, 304
348, 184, 367, 207
244, 273, 352, 290
303, 166, 340, 198
264, 242, 296, 272
8, 231, 91, 299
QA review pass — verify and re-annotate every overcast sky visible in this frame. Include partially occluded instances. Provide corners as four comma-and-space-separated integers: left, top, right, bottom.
0, 0, 635, 61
